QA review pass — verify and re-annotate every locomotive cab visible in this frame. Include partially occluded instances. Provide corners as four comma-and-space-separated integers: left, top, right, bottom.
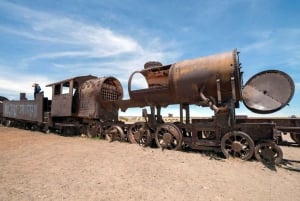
46, 75, 97, 118
46, 75, 123, 135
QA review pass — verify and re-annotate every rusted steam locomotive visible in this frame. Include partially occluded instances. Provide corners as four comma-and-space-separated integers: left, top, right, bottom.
1, 49, 299, 164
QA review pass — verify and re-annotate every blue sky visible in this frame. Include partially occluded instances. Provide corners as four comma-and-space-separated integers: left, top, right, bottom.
0, 0, 299, 117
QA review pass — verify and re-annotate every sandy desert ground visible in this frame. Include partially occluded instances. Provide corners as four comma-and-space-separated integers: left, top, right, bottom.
0, 125, 300, 201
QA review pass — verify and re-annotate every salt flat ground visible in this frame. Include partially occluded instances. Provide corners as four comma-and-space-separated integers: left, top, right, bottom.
0, 126, 299, 201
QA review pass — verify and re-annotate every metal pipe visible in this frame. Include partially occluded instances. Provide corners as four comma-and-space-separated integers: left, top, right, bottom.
199, 86, 219, 113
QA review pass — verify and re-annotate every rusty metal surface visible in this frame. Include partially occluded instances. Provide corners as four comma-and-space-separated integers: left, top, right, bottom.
221, 131, 255, 160
191, 116, 275, 142
235, 116, 300, 133
2, 93, 44, 122
47, 74, 123, 120
46, 75, 97, 88
242, 70, 294, 114
169, 49, 241, 104
1, 49, 297, 162
125, 49, 241, 111
78, 76, 123, 120
51, 94, 73, 117
254, 141, 283, 165
47, 75, 97, 117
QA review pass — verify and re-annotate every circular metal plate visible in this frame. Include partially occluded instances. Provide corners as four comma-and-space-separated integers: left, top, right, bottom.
242, 70, 294, 114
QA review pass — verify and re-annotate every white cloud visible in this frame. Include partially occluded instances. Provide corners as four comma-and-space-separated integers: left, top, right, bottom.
0, 65, 52, 100
0, 1, 180, 68
241, 28, 300, 54
0, 1, 171, 63
240, 40, 273, 53
0, 1, 180, 103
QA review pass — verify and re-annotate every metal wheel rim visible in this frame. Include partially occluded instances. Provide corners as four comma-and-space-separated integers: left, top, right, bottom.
221, 131, 254, 160
106, 125, 125, 142
254, 142, 283, 165
128, 122, 152, 146
154, 123, 183, 150
87, 121, 103, 138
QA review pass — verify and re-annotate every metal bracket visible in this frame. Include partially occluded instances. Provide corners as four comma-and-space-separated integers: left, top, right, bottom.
231, 76, 236, 103
216, 78, 221, 104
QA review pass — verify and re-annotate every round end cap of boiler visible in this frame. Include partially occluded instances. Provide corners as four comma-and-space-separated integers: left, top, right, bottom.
242, 70, 294, 114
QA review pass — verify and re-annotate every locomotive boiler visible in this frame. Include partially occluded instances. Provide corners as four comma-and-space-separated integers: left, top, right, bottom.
1, 49, 299, 165
126, 50, 242, 112
122, 49, 293, 114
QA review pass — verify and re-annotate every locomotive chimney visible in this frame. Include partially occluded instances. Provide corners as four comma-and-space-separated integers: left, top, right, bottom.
20, 93, 27, 100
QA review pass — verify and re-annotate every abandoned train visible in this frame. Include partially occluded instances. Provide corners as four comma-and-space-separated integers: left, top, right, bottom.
1, 49, 300, 164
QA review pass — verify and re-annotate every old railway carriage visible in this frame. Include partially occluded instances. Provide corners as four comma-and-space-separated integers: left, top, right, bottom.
1, 93, 48, 129
1, 49, 300, 165
2, 75, 123, 136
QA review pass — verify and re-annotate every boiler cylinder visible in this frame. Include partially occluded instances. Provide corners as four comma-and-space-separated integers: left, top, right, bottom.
128, 49, 242, 109
168, 49, 242, 106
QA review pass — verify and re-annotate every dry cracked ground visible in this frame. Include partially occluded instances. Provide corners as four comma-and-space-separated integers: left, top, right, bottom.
0, 126, 300, 201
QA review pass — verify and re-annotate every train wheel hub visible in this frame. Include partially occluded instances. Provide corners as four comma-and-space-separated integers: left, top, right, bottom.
163, 133, 173, 144
231, 141, 243, 152
134, 132, 141, 141
260, 148, 274, 161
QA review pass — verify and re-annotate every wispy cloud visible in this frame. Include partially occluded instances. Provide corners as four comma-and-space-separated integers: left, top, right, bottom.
0, 1, 180, 99
0, 65, 52, 100
0, 1, 178, 65
241, 28, 300, 53
0, 2, 141, 56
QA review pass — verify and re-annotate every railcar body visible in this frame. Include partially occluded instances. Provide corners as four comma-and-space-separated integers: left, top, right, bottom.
2, 93, 49, 129
1, 49, 299, 165
234, 116, 300, 145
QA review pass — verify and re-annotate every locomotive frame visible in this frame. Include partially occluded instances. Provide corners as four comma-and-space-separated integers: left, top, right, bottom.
1, 49, 299, 165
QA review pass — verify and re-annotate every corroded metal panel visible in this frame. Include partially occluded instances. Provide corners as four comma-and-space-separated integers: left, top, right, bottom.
78, 77, 123, 120
2, 94, 43, 122
126, 49, 241, 111
51, 94, 72, 117
169, 49, 241, 104
47, 75, 98, 117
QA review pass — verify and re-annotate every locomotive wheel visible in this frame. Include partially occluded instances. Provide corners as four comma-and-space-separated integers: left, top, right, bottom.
154, 123, 183, 150
221, 131, 254, 160
106, 125, 125, 142
5, 120, 12, 127
87, 124, 103, 138
290, 133, 300, 145
254, 141, 283, 165
63, 127, 75, 136
128, 122, 152, 147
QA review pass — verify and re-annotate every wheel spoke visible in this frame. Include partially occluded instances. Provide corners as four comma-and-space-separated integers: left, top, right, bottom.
254, 142, 283, 165
128, 122, 151, 146
221, 131, 254, 160
106, 125, 125, 142
155, 123, 183, 150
